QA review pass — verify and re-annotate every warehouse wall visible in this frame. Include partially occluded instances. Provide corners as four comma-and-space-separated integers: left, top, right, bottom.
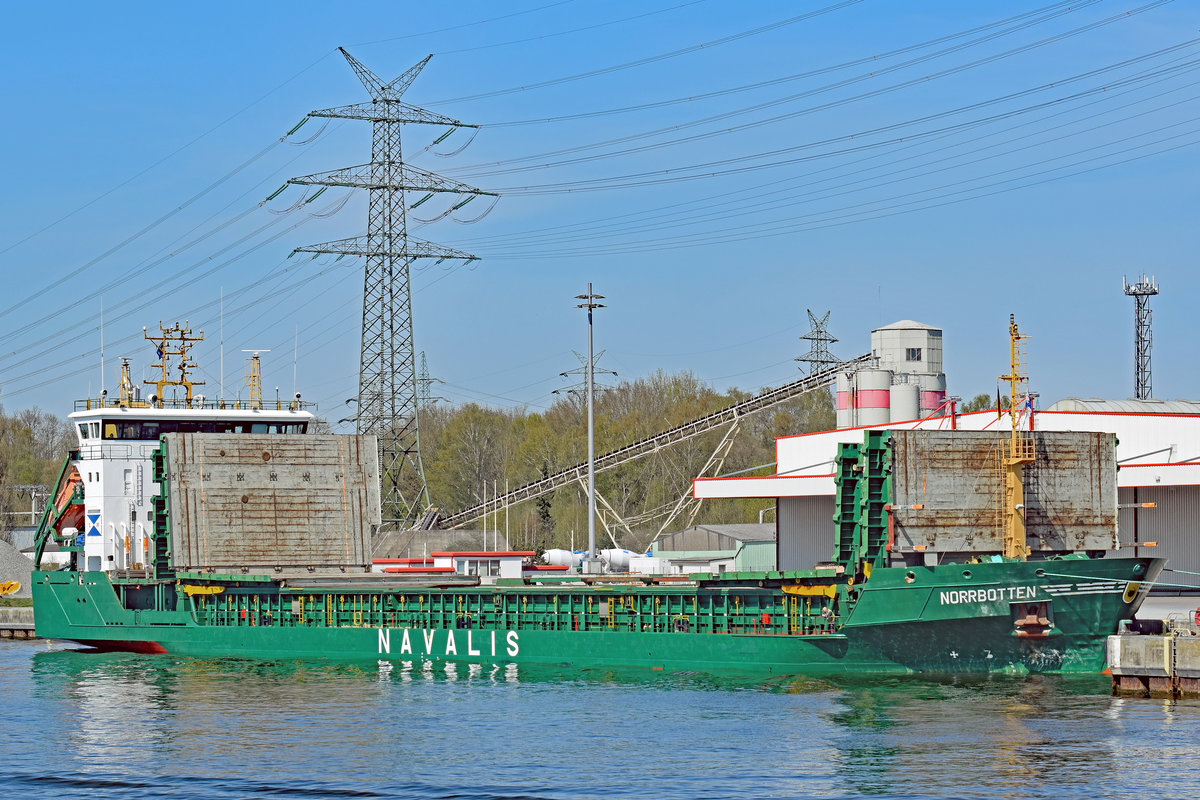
1116, 485, 1200, 582
777, 496, 836, 571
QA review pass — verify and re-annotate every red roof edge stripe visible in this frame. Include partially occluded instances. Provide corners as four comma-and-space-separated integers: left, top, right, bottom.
430, 551, 536, 558
382, 566, 456, 573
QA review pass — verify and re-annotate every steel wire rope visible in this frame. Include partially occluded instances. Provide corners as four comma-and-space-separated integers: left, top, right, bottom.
446, 0, 1141, 178
40, 124, 348, 329
460, 91, 1200, 262
0, 208, 341, 390
475, 0, 1095, 129
489, 119, 1200, 258
0, 138, 289, 320
0, 205, 321, 369
191, 265, 361, 391
424, 0, 866, 106
472, 56, 1200, 253
349, 0, 583, 48
461, 43, 1200, 249
0, 117, 345, 356
0, 49, 340, 259
0, 132, 353, 365
2, 254, 360, 399
480, 13, 1187, 193
428, 1, 713, 57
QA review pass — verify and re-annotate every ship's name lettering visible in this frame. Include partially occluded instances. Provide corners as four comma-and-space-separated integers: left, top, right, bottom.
939, 586, 1036, 605
377, 628, 519, 658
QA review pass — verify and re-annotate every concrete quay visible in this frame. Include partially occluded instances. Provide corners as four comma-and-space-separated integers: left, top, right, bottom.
1109, 609, 1200, 698
0, 607, 36, 639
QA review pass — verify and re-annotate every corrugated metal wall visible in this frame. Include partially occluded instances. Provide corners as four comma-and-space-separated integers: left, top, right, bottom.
778, 496, 835, 570
735, 541, 778, 572
1116, 485, 1200, 580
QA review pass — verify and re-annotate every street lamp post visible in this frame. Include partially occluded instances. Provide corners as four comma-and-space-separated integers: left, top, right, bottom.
574, 283, 605, 571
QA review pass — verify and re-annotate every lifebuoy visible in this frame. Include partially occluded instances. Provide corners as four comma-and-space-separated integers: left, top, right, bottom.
1193, 608, 1200, 627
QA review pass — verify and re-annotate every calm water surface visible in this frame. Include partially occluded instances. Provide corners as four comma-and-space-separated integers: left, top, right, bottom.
2, 638, 1198, 799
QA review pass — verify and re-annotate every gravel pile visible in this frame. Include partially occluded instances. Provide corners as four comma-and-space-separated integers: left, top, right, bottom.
0, 539, 34, 598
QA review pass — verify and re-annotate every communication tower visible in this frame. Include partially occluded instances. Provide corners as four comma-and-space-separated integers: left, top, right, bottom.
289, 49, 496, 531
1123, 274, 1159, 400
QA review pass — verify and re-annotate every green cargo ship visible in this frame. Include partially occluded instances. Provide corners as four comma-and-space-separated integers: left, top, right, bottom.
29, 322, 1164, 675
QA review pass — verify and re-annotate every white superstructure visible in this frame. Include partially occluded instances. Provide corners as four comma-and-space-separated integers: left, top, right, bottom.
61, 323, 315, 574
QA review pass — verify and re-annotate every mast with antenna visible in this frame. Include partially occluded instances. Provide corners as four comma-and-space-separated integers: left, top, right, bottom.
998, 315, 1035, 560
242, 350, 270, 410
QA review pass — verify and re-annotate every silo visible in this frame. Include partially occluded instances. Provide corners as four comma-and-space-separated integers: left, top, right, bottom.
855, 369, 892, 427
889, 382, 920, 423
836, 372, 854, 428
919, 373, 948, 416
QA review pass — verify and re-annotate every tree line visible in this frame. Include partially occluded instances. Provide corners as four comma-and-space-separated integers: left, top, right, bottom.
418, 370, 834, 552
0, 407, 75, 544
0, 374, 837, 552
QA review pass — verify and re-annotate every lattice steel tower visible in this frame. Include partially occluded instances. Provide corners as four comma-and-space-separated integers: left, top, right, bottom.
795, 310, 840, 374
289, 48, 496, 531
1123, 274, 1159, 400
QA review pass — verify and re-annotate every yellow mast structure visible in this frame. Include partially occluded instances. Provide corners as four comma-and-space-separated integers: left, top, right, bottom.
998, 314, 1035, 560
242, 350, 269, 410
143, 322, 205, 407
116, 358, 139, 407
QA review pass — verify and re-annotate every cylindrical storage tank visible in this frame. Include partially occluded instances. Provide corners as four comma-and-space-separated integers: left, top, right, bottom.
836, 372, 854, 428
919, 373, 948, 416
889, 382, 920, 423
543, 549, 583, 569
855, 369, 892, 427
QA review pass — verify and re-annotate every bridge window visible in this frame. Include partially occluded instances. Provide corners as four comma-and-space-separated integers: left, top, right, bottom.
98, 419, 309, 439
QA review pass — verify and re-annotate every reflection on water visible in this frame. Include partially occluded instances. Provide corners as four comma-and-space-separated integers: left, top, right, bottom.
3, 641, 1199, 799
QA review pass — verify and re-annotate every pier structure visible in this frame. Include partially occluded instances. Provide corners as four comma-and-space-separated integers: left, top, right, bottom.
1109, 616, 1200, 698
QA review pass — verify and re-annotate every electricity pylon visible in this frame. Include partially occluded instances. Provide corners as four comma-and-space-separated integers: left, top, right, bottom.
289, 48, 496, 532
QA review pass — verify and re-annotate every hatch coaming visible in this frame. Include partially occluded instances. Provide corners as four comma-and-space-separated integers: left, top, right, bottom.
66, 408, 317, 576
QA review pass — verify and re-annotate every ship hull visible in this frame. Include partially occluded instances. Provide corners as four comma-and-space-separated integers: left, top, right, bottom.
32, 556, 1163, 676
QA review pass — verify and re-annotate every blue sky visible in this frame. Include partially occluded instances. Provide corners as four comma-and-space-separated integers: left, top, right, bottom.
1, 1, 1198, 424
